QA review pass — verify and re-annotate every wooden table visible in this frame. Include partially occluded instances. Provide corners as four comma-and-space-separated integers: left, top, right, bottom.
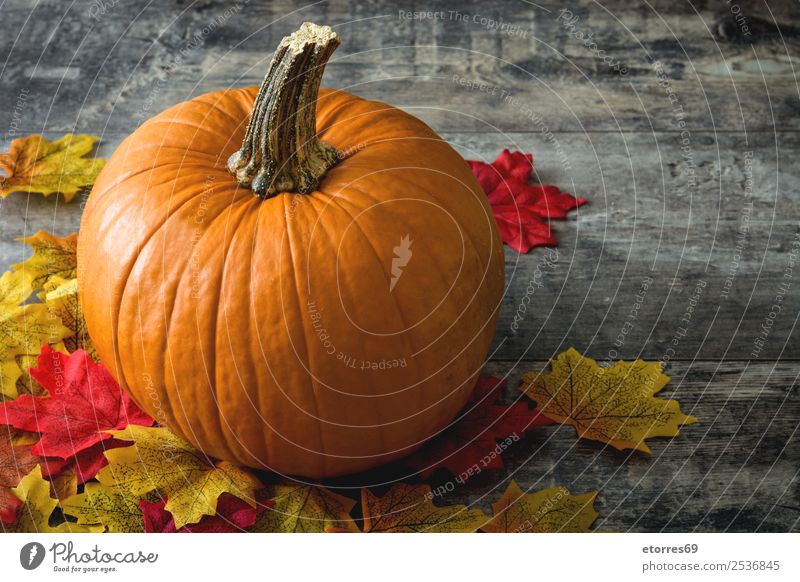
0, 0, 797, 532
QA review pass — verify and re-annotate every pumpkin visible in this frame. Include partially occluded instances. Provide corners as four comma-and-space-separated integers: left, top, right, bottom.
78, 23, 504, 478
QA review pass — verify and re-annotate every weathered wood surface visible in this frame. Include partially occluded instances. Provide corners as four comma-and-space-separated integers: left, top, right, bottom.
0, 0, 798, 532
327, 359, 799, 532
472, 360, 799, 532
0, 0, 799, 133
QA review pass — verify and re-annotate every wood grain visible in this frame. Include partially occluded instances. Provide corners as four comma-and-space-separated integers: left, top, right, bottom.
462, 359, 800, 532
0, 0, 798, 133
329, 359, 799, 532
0, 0, 798, 532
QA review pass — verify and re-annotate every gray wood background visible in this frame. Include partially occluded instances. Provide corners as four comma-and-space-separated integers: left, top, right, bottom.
0, 0, 797, 532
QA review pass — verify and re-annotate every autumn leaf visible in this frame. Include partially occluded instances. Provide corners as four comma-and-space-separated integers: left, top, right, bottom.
0, 434, 67, 523
14, 353, 45, 397
0, 346, 152, 459
62, 482, 145, 533
0, 302, 69, 396
43, 277, 96, 359
70, 439, 130, 484
481, 480, 598, 533
15, 343, 69, 397
0, 135, 104, 202
0, 270, 70, 399
6, 428, 40, 447
143, 493, 271, 533
0, 481, 20, 524
50, 466, 78, 501
361, 483, 488, 532
407, 375, 553, 480
522, 348, 698, 453
468, 150, 586, 253
0, 266, 58, 396
0, 436, 68, 487
252, 482, 358, 533
0, 232, 81, 398
98, 425, 261, 529
138, 499, 173, 533
13, 231, 78, 290
0, 267, 34, 306
6, 465, 101, 532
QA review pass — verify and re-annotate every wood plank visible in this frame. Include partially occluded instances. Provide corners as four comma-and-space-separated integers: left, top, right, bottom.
2, 130, 798, 360
432, 359, 799, 532
0, 0, 798, 133
0, 0, 798, 534
328, 358, 799, 532
447, 131, 800, 361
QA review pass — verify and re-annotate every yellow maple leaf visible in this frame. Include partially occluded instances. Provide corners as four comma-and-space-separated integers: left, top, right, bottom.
98, 425, 261, 529
62, 482, 145, 533
8, 466, 101, 533
481, 480, 598, 533
14, 231, 78, 290
522, 347, 698, 453
361, 483, 488, 533
43, 277, 97, 359
0, 360, 23, 400
252, 482, 358, 533
0, 270, 71, 399
0, 268, 34, 306
0, 135, 104, 202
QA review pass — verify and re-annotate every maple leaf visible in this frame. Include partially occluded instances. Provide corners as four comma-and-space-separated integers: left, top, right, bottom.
407, 375, 553, 480
468, 149, 586, 253
142, 493, 271, 533
14, 353, 45, 397
49, 466, 78, 501
15, 343, 70, 397
252, 482, 358, 533
0, 135, 104, 202
0, 270, 70, 399
138, 499, 173, 533
522, 348, 698, 453
70, 439, 130, 484
0, 346, 153, 458
7, 428, 39, 446
13, 231, 78, 291
6, 465, 101, 532
0, 482, 19, 524
98, 425, 261, 529
481, 480, 598, 533
0, 435, 67, 523
0, 267, 34, 306
43, 277, 97, 359
62, 482, 145, 533
361, 483, 488, 532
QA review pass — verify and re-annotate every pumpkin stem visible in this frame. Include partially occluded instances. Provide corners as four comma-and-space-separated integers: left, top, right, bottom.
227, 22, 342, 198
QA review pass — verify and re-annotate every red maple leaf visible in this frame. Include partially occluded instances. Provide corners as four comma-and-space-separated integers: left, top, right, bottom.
140, 494, 272, 533
0, 434, 67, 523
0, 346, 153, 460
70, 439, 130, 484
468, 150, 586, 253
407, 375, 554, 480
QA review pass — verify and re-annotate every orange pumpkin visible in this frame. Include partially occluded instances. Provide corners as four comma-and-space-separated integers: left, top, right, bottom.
78, 23, 503, 478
